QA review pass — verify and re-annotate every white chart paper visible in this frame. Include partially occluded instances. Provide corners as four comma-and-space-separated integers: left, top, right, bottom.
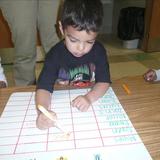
0, 88, 152, 160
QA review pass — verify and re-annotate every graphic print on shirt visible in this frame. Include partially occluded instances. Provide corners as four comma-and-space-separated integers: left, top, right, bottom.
57, 63, 95, 87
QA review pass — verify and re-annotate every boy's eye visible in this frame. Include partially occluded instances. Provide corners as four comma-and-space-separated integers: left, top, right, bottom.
87, 41, 95, 44
69, 37, 95, 44
69, 38, 77, 42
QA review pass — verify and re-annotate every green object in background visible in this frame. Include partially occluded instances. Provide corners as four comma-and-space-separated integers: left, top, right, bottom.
132, 53, 151, 61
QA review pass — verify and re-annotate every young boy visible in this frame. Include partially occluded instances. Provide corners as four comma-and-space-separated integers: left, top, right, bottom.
36, 0, 111, 129
0, 57, 7, 88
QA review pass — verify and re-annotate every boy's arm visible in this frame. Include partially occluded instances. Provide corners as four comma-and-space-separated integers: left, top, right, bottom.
72, 82, 110, 112
86, 82, 110, 103
35, 89, 57, 130
35, 89, 52, 111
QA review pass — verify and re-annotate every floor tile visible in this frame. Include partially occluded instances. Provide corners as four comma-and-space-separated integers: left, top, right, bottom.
110, 61, 148, 80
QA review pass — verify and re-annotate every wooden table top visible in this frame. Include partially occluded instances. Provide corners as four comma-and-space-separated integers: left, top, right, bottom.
0, 75, 160, 159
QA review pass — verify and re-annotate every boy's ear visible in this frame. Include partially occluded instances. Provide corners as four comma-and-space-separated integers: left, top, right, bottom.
58, 21, 64, 36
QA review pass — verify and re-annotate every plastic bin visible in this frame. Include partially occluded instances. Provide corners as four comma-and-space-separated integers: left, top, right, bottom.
117, 7, 144, 49
123, 39, 139, 49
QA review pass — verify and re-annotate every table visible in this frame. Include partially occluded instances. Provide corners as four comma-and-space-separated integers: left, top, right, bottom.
0, 76, 160, 159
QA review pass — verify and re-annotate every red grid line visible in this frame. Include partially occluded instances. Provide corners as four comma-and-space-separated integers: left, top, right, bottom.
13, 92, 34, 154
0, 141, 143, 156
91, 105, 105, 147
69, 89, 77, 149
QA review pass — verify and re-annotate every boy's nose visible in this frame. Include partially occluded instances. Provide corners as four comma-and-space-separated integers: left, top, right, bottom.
77, 42, 85, 51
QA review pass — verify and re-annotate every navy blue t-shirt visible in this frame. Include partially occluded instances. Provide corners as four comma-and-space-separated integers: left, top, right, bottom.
37, 40, 111, 93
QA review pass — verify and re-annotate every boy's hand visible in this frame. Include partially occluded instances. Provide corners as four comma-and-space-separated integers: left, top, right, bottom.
71, 95, 91, 112
36, 110, 57, 130
143, 69, 157, 82
0, 81, 7, 88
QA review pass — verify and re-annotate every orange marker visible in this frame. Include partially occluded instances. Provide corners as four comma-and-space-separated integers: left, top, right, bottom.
122, 84, 131, 95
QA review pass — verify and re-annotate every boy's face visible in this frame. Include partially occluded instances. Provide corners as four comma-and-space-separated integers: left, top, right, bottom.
60, 23, 98, 57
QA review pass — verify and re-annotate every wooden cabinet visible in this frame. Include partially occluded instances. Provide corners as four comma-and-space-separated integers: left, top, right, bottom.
0, 9, 13, 48
142, 0, 160, 52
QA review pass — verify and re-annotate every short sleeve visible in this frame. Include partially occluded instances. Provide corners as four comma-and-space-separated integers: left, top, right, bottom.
155, 69, 160, 81
94, 44, 111, 83
36, 50, 59, 93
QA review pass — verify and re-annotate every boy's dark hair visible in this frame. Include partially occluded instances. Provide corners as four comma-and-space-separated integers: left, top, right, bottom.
60, 0, 103, 32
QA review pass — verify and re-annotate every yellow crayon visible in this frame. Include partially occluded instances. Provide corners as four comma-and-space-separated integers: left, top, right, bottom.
122, 84, 131, 95
37, 105, 67, 134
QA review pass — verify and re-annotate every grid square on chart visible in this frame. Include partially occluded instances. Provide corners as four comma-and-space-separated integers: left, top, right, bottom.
0, 88, 152, 160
